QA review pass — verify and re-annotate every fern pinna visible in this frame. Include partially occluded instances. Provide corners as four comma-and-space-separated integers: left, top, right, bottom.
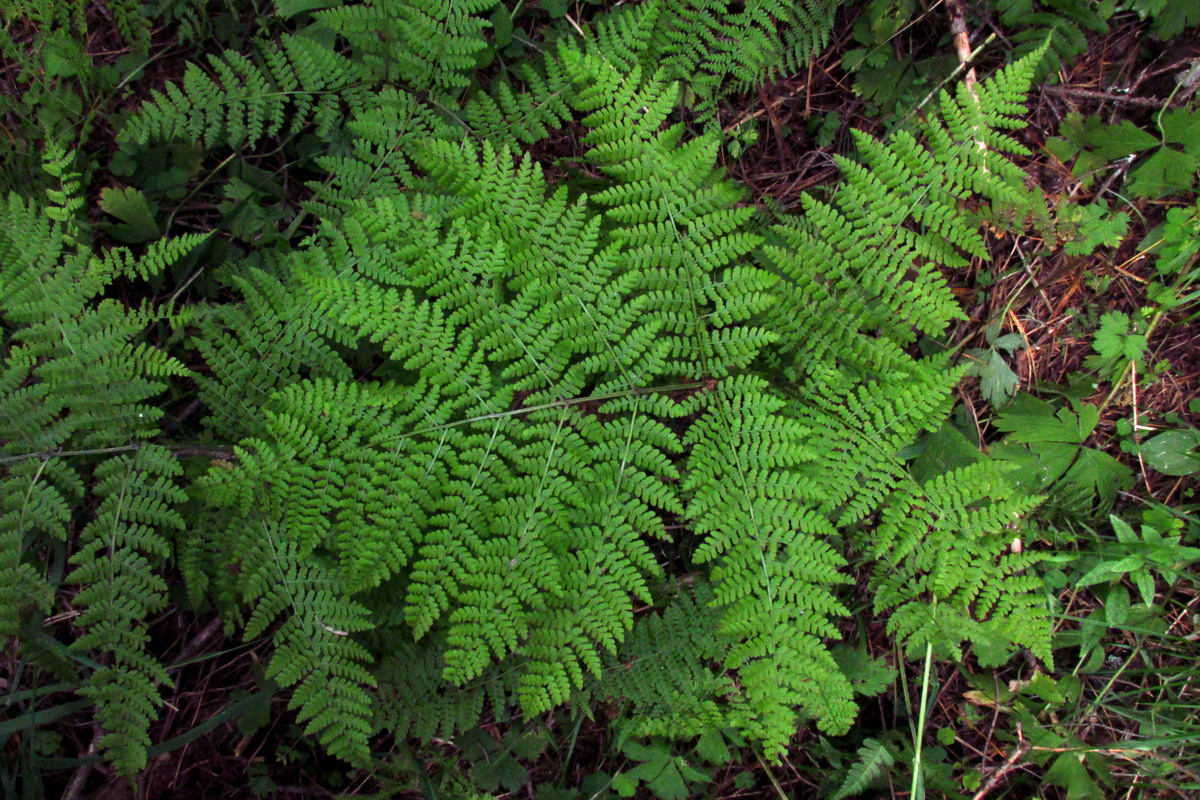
2, 0, 1057, 779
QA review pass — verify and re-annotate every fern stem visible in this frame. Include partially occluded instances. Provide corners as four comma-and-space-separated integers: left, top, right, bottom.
910, 640, 934, 800
381, 381, 705, 444
0, 443, 233, 466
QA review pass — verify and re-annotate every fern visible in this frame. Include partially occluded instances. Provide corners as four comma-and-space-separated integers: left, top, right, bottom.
684, 377, 855, 751
68, 446, 185, 774
460, 0, 840, 148
192, 137, 706, 755
373, 638, 507, 743
562, 54, 775, 377
830, 738, 896, 799
9, 5, 1064, 777
305, 87, 452, 218
766, 52, 1053, 671
868, 462, 1051, 666
190, 266, 355, 440
592, 583, 745, 739
167, 32, 1056, 769
316, 0, 496, 96
1, 0, 150, 49
996, 0, 1109, 79
119, 34, 372, 149
0, 147, 200, 775
650, 0, 842, 102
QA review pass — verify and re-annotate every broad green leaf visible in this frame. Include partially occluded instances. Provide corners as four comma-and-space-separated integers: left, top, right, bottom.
646, 762, 690, 800
1128, 148, 1198, 198
1110, 515, 1137, 544
694, 730, 730, 765
42, 34, 87, 79
1161, 108, 1200, 153
994, 394, 1097, 444
1088, 120, 1159, 160
1077, 556, 1144, 587
611, 772, 638, 797
1134, 569, 1156, 607
1057, 114, 1156, 164
1044, 752, 1104, 800
1137, 429, 1200, 476
1063, 448, 1132, 506
1105, 584, 1129, 626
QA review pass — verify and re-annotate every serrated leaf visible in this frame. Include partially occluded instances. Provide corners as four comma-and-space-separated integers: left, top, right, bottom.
646, 762, 690, 800
1062, 448, 1132, 506
993, 394, 1094, 444
1044, 752, 1104, 800
1161, 108, 1200, 153
1128, 148, 1199, 198
1085, 311, 1146, 377
910, 422, 984, 484
491, 5, 513, 47
993, 332, 1026, 352
993, 396, 1130, 507
471, 753, 527, 793
1062, 202, 1129, 256
831, 644, 897, 697
1045, 136, 1080, 164
611, 772, 638, 797
1059, 114, 1157, 162
975, 349, 1021, 406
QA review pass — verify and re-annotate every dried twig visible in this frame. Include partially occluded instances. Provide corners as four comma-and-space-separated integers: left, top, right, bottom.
1044, 84, 1171, 109
971, 723, 1031, 800
61, 728, 101, 800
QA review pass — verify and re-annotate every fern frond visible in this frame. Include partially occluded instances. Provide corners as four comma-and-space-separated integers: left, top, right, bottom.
684, 376, 855, 754
68, 445, 185, 775
869, 462, 1051, 666
652, 0, 841, 102
0, 460, 79, 635
0, 157, 200, 773
997, 0, 1107, 79
563, 55, 775, 377
594, 583, 743, 739
830, 738, 896, 799
119, 34, 371, 149
305, 87, 451, 219
192, 267, 355, 439
316, 0, 495, 95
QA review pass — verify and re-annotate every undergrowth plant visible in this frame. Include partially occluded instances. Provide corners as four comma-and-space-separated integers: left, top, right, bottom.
0, 0, 1127, 795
